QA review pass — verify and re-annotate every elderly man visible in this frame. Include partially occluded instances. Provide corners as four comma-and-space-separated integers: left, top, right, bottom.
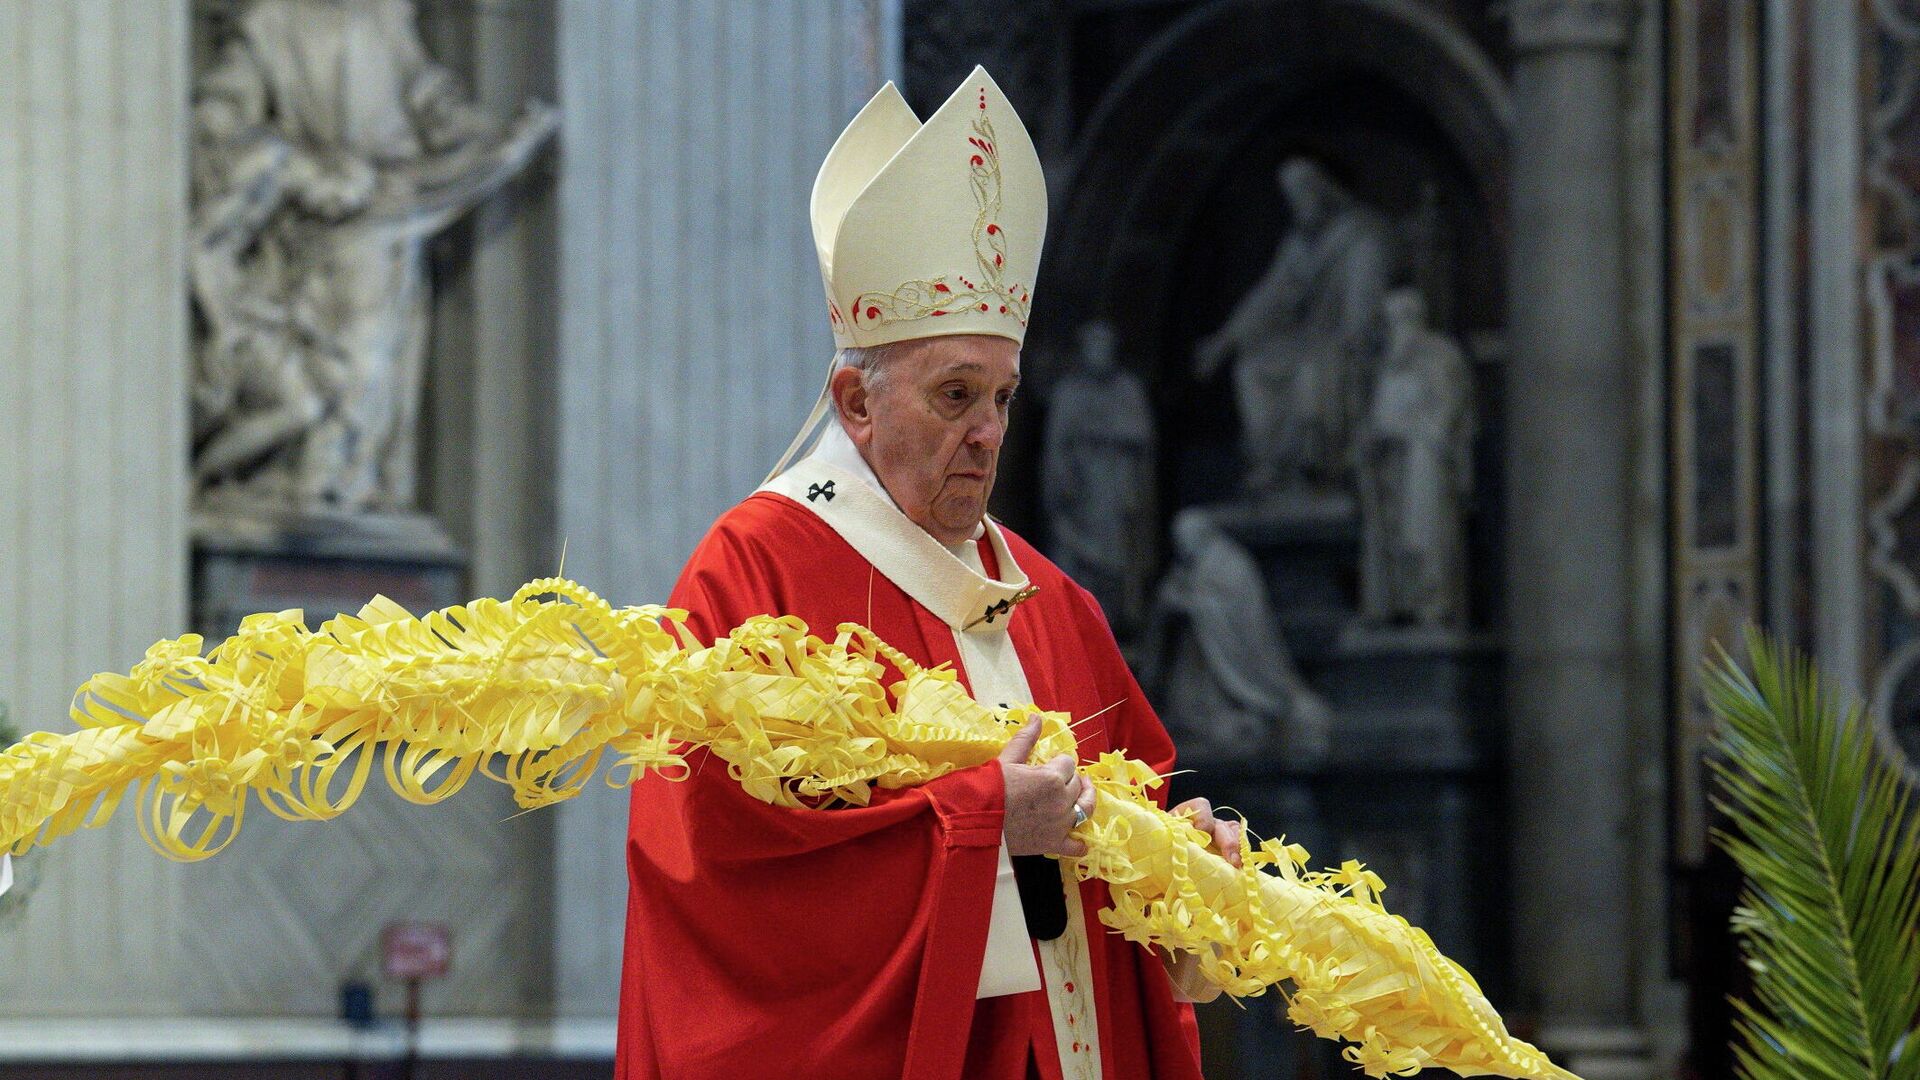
618, 68, 1235, 1080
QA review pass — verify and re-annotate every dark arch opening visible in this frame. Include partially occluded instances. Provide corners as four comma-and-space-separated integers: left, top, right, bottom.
999, 0, 1511, 582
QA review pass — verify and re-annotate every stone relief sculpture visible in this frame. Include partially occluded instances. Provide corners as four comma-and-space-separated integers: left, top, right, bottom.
1041, 321, 1156, 639
1139, 508, 1333, 760
1193, 158, 1392, 495
1356, 289, 1476, 628
190, 0, 558, 516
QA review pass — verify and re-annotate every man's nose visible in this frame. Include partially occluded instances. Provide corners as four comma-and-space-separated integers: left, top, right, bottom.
967, 408, 1006, 450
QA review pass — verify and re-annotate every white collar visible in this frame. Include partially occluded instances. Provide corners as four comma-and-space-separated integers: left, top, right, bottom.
759, 455, 1035, 633
813, 421, 897, 507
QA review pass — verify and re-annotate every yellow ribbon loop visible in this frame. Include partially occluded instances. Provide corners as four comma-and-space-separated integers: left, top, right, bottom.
0, 581, 1579, 1080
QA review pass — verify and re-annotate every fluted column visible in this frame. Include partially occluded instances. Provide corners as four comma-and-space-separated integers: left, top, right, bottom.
1505, 0, 1651, 1073
549, 0, 891, 1020
0, 0, 191, 1021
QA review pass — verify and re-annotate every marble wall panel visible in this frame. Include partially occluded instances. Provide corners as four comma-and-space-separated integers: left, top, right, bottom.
0, 0, 899, 1038
1666, 0, 1761, 869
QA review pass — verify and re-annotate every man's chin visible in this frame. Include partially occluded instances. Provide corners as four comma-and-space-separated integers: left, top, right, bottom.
928, 499, 987, 540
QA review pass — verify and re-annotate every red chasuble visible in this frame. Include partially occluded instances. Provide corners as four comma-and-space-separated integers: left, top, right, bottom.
615, 478, 1204, 1079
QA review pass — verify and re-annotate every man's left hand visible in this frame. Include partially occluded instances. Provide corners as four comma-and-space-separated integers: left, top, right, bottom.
1171, 797, 1244, 869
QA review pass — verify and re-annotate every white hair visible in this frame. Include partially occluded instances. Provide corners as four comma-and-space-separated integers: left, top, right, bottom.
835, 341, 909, 394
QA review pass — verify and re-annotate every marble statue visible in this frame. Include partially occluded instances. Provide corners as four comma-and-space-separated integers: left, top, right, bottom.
1140, 507, 1333, 760
1041, 321, 1156, 639
190, 0, 558, 515
1193, 158, 1392, 494
1356, 289, 1476, 627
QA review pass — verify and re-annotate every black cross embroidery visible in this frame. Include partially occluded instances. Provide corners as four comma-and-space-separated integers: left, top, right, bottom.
806, 480, 837, 503
963, 585, 1040, 630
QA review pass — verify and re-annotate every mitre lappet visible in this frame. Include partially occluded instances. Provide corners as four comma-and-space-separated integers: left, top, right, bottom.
767, 65, 1047, 481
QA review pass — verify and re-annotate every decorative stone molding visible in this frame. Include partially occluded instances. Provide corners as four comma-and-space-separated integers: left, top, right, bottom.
1508, 0, 1632, 54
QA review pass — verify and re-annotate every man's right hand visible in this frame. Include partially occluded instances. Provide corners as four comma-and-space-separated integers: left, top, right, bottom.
998, 718, 1096, 857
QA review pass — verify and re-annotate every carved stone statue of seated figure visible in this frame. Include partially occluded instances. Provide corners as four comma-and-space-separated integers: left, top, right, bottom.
1192, 158, 1392, 495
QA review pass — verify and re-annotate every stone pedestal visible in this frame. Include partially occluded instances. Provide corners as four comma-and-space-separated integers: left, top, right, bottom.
1165, 494, 1503, 1077
192, 510, 465, 637
1208, 492, 1361, 653
182, 510, 558, 1020
1324, 624, 1500, 768
1170, 651, 1503, 1076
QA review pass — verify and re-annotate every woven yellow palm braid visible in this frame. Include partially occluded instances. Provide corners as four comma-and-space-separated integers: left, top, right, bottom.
0, 578, 1575, 1080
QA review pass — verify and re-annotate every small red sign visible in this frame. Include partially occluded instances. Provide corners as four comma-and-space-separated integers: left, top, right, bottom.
382, 922, 452, 981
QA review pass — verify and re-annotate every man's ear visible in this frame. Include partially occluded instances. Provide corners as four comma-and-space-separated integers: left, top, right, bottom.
830, 365, 875, 448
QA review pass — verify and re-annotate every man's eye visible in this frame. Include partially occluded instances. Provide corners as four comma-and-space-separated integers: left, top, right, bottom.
997, 391, 1016, 407
944, 388, 970, 402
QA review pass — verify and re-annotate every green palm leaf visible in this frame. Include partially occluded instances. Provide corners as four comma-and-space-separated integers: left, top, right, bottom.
1705, 632, 1920, 1080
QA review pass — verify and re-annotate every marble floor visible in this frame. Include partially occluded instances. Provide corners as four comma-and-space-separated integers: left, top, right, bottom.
0, 1062, 612, 1080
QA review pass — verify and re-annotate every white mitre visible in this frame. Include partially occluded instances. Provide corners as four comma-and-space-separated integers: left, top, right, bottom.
815, 65, 1045, 349
766, 66, 1047, 481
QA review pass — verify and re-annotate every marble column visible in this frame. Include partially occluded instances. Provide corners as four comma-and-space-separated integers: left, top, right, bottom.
1505, 0, 1652, 1074
1806, 0, 1865, 694
425, 0, 563, 604
550, 0, 890, 1022
0, 0, 192, 1020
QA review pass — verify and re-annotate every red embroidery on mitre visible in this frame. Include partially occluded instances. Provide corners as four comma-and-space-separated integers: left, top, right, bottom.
848, 84, 1032, 335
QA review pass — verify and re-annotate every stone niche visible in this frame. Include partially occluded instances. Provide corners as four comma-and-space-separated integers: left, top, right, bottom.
910, 1, 1513, 1073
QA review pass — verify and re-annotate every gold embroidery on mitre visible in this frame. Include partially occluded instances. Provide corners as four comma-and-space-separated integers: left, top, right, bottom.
849, 85, 1032, 334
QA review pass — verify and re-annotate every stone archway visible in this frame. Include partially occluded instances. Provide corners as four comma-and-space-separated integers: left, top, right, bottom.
1043, 0, 1510, 351
1005, 0, 1511, 571
995, 8, 1520, 1073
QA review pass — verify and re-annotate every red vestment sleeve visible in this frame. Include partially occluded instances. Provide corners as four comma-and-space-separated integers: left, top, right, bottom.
616, 508, 1009, 1080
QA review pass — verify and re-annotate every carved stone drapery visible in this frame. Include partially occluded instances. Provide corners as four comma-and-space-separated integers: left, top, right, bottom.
189, 0, 556, 518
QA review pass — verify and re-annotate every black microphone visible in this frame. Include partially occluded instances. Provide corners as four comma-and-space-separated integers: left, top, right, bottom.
1012, 854, 1069, 940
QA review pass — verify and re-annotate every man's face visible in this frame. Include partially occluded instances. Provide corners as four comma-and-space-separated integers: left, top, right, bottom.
836, 334, 1021, 546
